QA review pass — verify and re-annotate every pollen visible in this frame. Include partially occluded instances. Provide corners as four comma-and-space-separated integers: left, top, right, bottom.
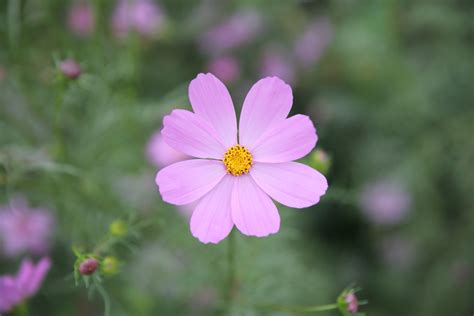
223, 145, 253, 176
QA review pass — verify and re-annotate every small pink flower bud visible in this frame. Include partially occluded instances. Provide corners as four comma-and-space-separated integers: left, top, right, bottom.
345, 292, 358, 314
60, 59, 81, 79
79, 258, 98, 275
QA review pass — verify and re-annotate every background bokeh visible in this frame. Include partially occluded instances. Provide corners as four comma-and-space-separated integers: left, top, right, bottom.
1, 0, 474, 315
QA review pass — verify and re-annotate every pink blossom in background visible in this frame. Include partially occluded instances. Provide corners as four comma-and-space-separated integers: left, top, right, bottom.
199, 10, 263, 55
360, 180, 411, 226
294, 18, 332, 69
146, 131, 190, 168
67, 1, 95, 37
206, 56, 240, 84
155, 73, 328, 244
146, 131, 194, 218
0, 257, 51, 313
0, 197, 54, 258
112, 0, 164, 38
60, 59, 81, 79
260, 49, 295, 85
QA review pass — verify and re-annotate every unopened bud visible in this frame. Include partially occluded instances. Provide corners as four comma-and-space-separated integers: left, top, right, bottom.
345, 292, 358, 314
337, 287, 362, 315
102, 256, 119, 275
79, 257, 99, 275
309, 149, 331, 175
60, 59, 81, 79
109, 220, 127, 237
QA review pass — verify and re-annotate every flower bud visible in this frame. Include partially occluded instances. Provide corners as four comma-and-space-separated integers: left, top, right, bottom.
79, 257, 99, 275
337, 288, 362, 315
309, 149, 331, 175
60, 59, 81, 79
109, 220, 127, 237
101, 256, 119, 275
345, 292, 358, 314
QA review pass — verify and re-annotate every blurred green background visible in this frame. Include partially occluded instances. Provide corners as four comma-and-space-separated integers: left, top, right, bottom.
1, 0, 474, 315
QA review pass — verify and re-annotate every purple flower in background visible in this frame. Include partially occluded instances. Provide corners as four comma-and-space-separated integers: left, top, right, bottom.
146, 131, 190, 168
0, 197, 54, 258
294, 18, 332, 69
0, 257, 51, 313
260, 49, 295, 84
199, 10, 263, 55
360, 180, 411, 225
207, 56, 240, 84
111, 0, 164, 38
60, 59, 81, 79
67, 1, 95, 37
155, 73, 328, 243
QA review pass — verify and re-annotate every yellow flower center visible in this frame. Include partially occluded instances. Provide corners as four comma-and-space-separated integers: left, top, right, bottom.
223, 145, 253, 176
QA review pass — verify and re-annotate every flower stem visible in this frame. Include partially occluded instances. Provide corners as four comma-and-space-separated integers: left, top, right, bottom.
255, 303, 339, 313
96, 282, 111, 316
226, 230, 237, 305
53, 79, 67, 159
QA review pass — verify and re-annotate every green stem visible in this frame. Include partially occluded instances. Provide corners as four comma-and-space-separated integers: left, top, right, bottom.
255, 303, 339, 314
226, 230, 237, 304
53, 80, 66, 159
13, 302, 29, 316
96, 282, 111, 316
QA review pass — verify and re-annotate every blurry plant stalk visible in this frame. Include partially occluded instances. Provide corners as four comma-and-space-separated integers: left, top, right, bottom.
253, 287, 365, 315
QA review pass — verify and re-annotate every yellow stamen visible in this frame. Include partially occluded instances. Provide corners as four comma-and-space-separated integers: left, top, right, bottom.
223, 145, 253, 176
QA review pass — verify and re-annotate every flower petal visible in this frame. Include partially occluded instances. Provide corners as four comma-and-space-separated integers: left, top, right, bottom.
189, 73, 237, 147
0, 277, 21, 312
251, 114, 317, 162
231, 175, 280, 237
16, 259, 34, 294
162, 109, 226, 159
250, 162, 328, 208
156, 159, 226, 205
25, 257, 51, 296
190, 175, 235, 244
239, 77, 293, 148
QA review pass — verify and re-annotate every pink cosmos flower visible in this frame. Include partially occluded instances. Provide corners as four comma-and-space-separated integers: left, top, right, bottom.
0, 257, 51, 313
360, 180, 411, 226
67, 1, 95, 37
260, 49, 295, 85
111, 0, 164, 38
146, 132, 195, 217
294, 18, 332, 69
207, 56, 240, 84
155, 73, 328, 244
199, 10, 263, 55
0, 197, 54, 257
60, 59, 81, 79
